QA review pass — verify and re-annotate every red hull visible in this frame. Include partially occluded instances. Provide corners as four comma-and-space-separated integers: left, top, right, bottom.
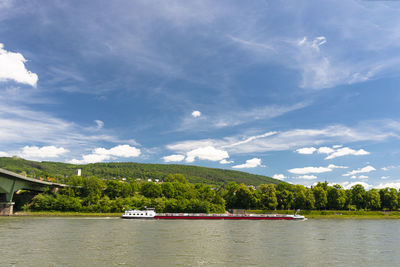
154, 215, 295, 220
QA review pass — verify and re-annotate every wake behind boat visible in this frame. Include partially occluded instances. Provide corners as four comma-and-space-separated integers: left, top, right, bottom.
121, 208, 306, 220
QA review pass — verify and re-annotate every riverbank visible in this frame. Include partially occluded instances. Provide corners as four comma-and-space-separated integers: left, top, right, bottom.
11, 210, 400, 219
13, 211, 122, 217
249, 210, 400, 219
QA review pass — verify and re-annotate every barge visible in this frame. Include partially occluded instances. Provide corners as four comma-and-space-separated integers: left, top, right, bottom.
121, 209, 305, 220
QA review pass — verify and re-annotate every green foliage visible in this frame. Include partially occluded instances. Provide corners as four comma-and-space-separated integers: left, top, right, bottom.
140, 182, 162, 198
351, 184, 366, 210
313, 185, 327, 210
0, 157, 281, 185
6, 157, 400, 213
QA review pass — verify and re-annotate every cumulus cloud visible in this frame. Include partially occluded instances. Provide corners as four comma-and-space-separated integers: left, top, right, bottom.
0, 43, 38, 87
219, 159, 234, 164
318, 146, 335, 154
69, 144, 141, 164
273, 174, 286, 180
185, 146, 229, 163
295, 147, 316, 154
358, 175, 368, 179
341, 181, 373, 190
191, 110, 201, 118
0, 151, 9, 157
325, 147, 369, 160
288, 166, 333, 175
163, 154, 185, 162
327, 164, 348, 169
20, 145, 69, 159
376, 182, 400, 190
343, 165, 376, 177
232, 158, 263, 169
295, 145, 369, 160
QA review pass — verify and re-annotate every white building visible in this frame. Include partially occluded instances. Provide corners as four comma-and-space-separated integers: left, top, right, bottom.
75, 169, 82, 176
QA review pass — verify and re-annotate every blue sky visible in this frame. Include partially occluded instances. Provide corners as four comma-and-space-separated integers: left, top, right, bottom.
1, 0, 400, 189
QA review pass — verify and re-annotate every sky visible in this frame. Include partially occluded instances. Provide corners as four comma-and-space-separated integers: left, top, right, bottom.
1, 0, 400, 189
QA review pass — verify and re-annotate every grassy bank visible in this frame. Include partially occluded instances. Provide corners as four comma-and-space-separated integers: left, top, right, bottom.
14, 211, 122, 217
12, 210, 400, 219
249, 210, 400, 219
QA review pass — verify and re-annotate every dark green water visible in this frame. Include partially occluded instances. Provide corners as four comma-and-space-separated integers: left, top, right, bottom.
1, 217, 400, 266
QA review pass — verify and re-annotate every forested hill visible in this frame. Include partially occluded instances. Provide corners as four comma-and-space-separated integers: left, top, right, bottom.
0, 157, 282, 185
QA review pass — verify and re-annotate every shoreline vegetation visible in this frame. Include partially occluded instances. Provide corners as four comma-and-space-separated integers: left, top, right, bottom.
3, 158, 400, 217
11, 210, 400, 219
10, 173, 400, 217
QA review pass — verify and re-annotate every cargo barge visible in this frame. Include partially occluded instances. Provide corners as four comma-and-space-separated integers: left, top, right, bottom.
121, 209, 305, 220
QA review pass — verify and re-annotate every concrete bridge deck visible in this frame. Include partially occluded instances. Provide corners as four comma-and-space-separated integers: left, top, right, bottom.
0, 168, 69, 215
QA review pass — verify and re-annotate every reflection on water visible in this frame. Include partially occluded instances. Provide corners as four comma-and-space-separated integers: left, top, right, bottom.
1, 217, 400, 266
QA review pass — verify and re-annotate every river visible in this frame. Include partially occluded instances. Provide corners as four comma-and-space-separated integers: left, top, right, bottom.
1, 217, 400, 266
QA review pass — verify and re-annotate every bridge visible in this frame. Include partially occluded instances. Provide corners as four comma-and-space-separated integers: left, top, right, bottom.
0, 168, 69, 215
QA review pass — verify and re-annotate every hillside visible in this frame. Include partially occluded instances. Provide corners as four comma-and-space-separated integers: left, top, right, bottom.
0, 157, 282, 185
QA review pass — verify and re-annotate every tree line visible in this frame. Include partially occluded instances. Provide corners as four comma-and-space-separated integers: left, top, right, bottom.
28, 174, 400, 213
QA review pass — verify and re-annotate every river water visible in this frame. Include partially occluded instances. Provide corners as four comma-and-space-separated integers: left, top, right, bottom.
1, 217, 400, 266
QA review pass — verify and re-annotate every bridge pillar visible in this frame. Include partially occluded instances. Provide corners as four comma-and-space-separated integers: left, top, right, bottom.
0, 202, 14, 215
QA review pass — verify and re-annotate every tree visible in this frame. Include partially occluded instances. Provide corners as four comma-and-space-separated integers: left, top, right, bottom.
293, 185, 308, 209
82, 176, 104, 206
327, 184, 347, 210
161, 182, 175, 198
365, 189, 381, 210
165, 174, 188, 183
235, 183, 256, 209
313, 186, 327, 210
140, 182, 162, 198
258, 184, 278, 210
380, 188, 398, 210
276, 189, 294, 210
223, 182, 239, 209
351, 184, 366, 210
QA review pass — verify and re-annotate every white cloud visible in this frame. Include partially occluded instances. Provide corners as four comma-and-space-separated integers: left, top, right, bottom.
273, 174, 286, 180
296, 147, 316, 154
69, 144, 141, 164
318, 146, 335, 154
381, 165, 399, 171
297, 175, 317, 180
168, 120, 400, 156
186, 146, 229, 163
219, 159, 234, 164
327, 164, 348, 169
358, 175, 368, 179
0, 151, 9, 157
288, 166, 333, 175
341, 181, 373, 190
381, 176, 390, 180
163, 154, 185, 162
0, 43, 38, 87
191, 110, 201, 118
20, 145, 69, 159
295, 145, 370, 160
93, 145, 140, 158
223, 131, 277, 148
343, 165, 376, 177
95, 120, 104, 129
232, 158, 263, 169
376, 182, 400, 190
325, 147, 369, 160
